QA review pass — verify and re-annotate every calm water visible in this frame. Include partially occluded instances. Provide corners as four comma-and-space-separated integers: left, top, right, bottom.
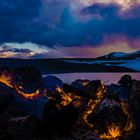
43, 73, 140, 84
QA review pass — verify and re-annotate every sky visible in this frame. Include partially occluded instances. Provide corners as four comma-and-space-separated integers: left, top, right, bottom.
0, 0, 140, 58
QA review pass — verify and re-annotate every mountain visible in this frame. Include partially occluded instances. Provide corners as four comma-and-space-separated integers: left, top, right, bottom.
97, 50, 140, 60
62, 50, 140, 72
0, 50, 139, 73
0, 58, 136, 74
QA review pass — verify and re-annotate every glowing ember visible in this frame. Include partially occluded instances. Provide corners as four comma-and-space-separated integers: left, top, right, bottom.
14, 84, 40, 99
100, 124, 121, 139
0, 71, 13, 88
124, 118, 135, 133
82, 82, 107, 129
56, 86, 72, 107
120, 101, 135, 134
82, 80, 89, 86
108, 124, 121, 138
56, 86, 62, 93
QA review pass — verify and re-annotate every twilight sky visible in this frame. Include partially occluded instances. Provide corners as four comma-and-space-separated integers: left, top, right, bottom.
0, 0, 140, 58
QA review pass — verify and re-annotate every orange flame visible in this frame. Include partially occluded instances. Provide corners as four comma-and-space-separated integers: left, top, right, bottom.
14, 84, 40, 99
0, 72, 13, 88
56, 86, 72, 107
120, 101, 135, 134
0, 71, 41, 99
82, 82, 107, 129
100, 124, 121, 139
108, 124, 121, 138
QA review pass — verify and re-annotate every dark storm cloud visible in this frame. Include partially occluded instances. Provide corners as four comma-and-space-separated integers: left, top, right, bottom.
0, 0, 41, 43
0, 47, 32, 53
0, 0, 140, 47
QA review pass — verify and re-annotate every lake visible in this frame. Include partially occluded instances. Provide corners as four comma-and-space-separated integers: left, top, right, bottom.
43, 73, 140, 84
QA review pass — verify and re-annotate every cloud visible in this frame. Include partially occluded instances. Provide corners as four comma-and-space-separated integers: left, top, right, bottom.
0, 42, 41, 58
0, 39, 139, 58
0, 47, 32, 53
0, 0, 41, 42
0, 0, 140, 50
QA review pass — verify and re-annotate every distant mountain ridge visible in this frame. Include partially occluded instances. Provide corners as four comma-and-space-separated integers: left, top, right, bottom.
0, 50, 139, 73
97, 50, 140, 60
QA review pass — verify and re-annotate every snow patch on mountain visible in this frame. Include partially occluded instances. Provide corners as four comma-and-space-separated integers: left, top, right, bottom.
109, 52, 127, 57
119, 58, 140, 71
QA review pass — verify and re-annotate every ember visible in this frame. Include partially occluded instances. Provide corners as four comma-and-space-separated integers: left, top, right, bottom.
56, 86, 72, 107
100, 124, 121, 139
0, 71, 13, 88
14, 84, 40, 99
81, 81, 107, 129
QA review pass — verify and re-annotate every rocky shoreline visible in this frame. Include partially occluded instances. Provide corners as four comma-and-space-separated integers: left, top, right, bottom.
0, 65, 140, 140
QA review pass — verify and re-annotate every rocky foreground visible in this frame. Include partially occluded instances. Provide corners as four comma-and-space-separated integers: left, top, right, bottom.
0, 65, 140, 140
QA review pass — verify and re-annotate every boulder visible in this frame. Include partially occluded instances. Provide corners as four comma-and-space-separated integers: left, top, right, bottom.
0, 82, 15, 113
14, 66, 43, 93
71, 79, 90, 91
43, 76, 63, 92
87, 95, 128, 135
0, 109, 39, 140
42, 99, 80, 136
129, 80, 140, 139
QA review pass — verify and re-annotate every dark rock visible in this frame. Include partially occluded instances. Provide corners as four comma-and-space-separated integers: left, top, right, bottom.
14, 66, 43, 93
71, 127, 101, 140
88, 96, 128, 135
63, 83, 87, 98
84, 80, 104, 99
42, 100, 80, 136
107, 83, 131, 101
43, 76, 63, 92
0, 82, 15, 113
71, 79, 90, 91
129, 80, 140, 139
70, 80, 104, 99
118, 75, 133, 86
0, 109, 39, 140
11, 95, 48, 119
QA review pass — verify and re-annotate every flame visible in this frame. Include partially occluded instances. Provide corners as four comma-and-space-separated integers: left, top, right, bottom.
120, 101, 135, 134
100, 124, 121, 139
124, 119, 135, 133
108, 125, 121, 138
14, 84, 40, 99
83, 80, 89, 86
56, 86, 62, 93
56, 86, 72, 107
100, 101, 135, 139
0, 71, 40, 99
0, 72, 13, 88
81, 82, 107, 129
